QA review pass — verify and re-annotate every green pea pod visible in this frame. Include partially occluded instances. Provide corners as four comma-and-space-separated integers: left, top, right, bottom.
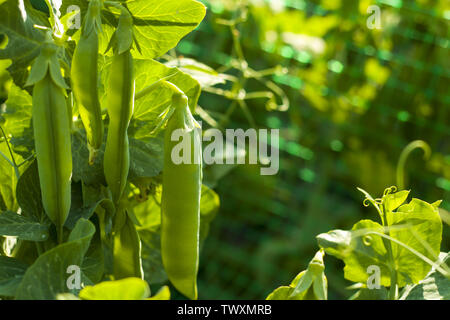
26, 38, 72, 243
113, 209, 143, 279
103, 49, 134, 204
71, 0, 103, 164
161, 90, 202, 300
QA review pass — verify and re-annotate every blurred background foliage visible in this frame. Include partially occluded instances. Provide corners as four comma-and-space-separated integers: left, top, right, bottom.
172, 0, 449, 299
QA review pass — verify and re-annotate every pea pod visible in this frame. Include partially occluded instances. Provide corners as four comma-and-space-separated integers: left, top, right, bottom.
71, 0, 103, 164
161, 86, 202, 300
113, 208, 143, 279
103, 49, 134, 204
103, 9, 134, 205
26, 38, 72, 243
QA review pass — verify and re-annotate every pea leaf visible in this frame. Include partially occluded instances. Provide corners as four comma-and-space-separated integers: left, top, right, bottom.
131, 189, 161, 230
131, 58, 201, 123
165, 58, 227, 88
1, 82, 34, 157
267, 250, 328, 300
0, 255, 28, 297
147, 285, 170, 300
319, 196, 443, 288
0, 210, 48, 241
0, 0, 48, 87
128, 137, 164, 180
0, 142, 19, 211
16, 218, 96, 299
139, 228, 167, 285
125, 0, 206, 59
79, 277, 150, 300
387, 199, 443, 286
349, 286, 388, 300
383, 190, 409, 212
81, 225, 104, 284
318, 220, 392, 286
16, 160, 44, 221
400, 252, 450, 300
200, 185, 220, 242
71, 129, 106, 185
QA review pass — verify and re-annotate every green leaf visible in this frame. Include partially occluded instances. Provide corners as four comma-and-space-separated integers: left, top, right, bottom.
16, 160, 44, 221
71, 129, 106, 185
387, 198, 443, 286
316, 229, 352, 260
2, 82, 34, 157
131, 59, 201, 124
0, 210, 48, 241
139, 228, 167, 285
319, 196, 443, 288
267, 250, 328, 300
290, 249, 327, 300
165, 58, 227, 88
383, 190, 409, 212
147, 285, 170, 300
15, 218, 96, 299
126, 0, 206, 59
128, 137, 164, 180
56, 293, 80, 300
65, 193, 112, 231
400, 252, 450, 300
318, 220, 392, 286
79, 277, 150, 300
266, 286, 293, 300
0, 255, 28, 297
200, 185, 220, 242
349, 286, 388, 300
131, 189, 161, 231
0, 0, 48, 87
81, 216, 104, 283
345, 220, 392, 285
0, 141, 19, 211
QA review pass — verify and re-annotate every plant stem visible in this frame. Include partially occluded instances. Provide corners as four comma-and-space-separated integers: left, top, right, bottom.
381, 203, 398, 300
35, 242, 43, 256
57, 225, 63, 244
0, 125, 20, 180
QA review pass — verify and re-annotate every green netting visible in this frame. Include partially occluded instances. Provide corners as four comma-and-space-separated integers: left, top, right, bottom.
171, 0, 449, 299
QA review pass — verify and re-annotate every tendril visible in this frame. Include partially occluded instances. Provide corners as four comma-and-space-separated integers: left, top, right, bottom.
383, 186, 397, 196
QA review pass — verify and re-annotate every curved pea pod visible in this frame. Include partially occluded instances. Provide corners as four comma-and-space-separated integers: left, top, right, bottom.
113, 209, 143, 279
103, 50, 134, 204
32, 73, 72, 241
161, 93, 202, 300
71, 28, 103, 164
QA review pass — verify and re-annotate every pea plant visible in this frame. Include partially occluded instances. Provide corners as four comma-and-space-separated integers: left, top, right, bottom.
0, 0, 222, 300
267, 186, 450, 300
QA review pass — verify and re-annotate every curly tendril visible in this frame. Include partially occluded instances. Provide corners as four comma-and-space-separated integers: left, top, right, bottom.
363, 198, 371, 207
383, 186, 398, 196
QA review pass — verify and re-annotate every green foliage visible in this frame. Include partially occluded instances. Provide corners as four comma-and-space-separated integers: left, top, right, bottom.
270, 187, 449, 300
267, 249, 327, 300
0, 0, 219, 300
0, 0, 448, 301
